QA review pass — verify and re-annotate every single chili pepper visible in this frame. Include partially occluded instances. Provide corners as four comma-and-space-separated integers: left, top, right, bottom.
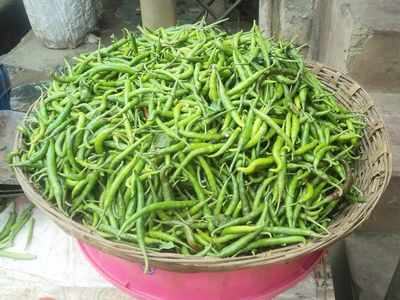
213, 204, 265, 235
189, 198, 212, 216
217, 229, 262, 257
271, 137, 284, 173
227, 68, 267, 97
232, 49, 248, 82
314, 123, 326, 144
151, 142, 186, 156
46, 141, 64, 211
182, 224, 200, 252
237, 172, 250, 214
331, 132, 361, 143
263, 226, 322, 237
148, 230, 192, 249
294, 95, 301, 111
238, 105, 257, 152
231, 200, 242, 218
254, 109, 293, 148
250, 115, 263, 137
120, 200, 196, 233
272, 149, 287, 218
71, 178, 89, 199
222, 225, 262, 235
0, 204, 17, 241
11, 142, 49, 167
216, 71, 244, 127
209, 128, 241, 158
45, 102, 73, 135
243, 236, 306, 252
314, 145, 337, 169
294, 140, 319, 156
298, 87, 308, 108
286, 170, 309, 227
253, 175, 276, 210
237, 156, 274, 174
133, 173, 149, 272
301, 121, 310, 146
0, 250, 36, 260
197, 156, 218, 195
244, 122, 268, 149
179, 129, 224, 141
102, 158, 138, 210
213, 177, 229, 215
213, 233, 243, 246
208, 66, 219, 101
224, 174, 240, 217
171, 143, 222, 180
291, 114, 300, 145
285, 112, 292, 141
298, 183, 314, 203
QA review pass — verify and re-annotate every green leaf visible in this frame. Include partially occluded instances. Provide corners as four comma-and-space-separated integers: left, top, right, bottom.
157, 241, 175, 250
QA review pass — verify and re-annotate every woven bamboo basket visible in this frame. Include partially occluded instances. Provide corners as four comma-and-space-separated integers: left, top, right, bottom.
13, 63, 392, 272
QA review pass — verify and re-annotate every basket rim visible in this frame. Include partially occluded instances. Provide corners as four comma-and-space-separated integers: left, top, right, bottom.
12, 62, 393, 272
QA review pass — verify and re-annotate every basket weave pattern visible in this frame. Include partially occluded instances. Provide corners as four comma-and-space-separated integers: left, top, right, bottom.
14, 63, 392, 272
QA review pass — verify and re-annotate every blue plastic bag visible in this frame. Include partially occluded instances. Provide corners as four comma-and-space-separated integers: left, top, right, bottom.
0, 64, 11, 110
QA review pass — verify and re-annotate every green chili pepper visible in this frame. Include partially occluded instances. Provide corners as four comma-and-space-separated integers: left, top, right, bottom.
10, 22, 365, 259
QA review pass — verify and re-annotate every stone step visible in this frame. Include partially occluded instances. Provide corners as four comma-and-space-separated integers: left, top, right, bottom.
344, 232, 400, 300
319, 0, 400, 93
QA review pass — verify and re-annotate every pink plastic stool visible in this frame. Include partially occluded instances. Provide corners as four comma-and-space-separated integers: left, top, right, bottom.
78, 241, 323, 300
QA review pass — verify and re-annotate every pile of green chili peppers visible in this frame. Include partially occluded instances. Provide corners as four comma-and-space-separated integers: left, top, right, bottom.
10, 20, 365, 265
0, 200, 35, 260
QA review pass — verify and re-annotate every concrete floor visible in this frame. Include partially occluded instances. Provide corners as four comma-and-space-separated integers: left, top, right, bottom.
345, 233, 400, 300
328, 232, 400, 300
328, 242, 355, 300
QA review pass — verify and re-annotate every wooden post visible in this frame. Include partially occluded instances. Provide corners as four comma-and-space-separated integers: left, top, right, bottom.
259, 0, 272, 37
207, 0, 225, 23
139, 0, 176, 29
